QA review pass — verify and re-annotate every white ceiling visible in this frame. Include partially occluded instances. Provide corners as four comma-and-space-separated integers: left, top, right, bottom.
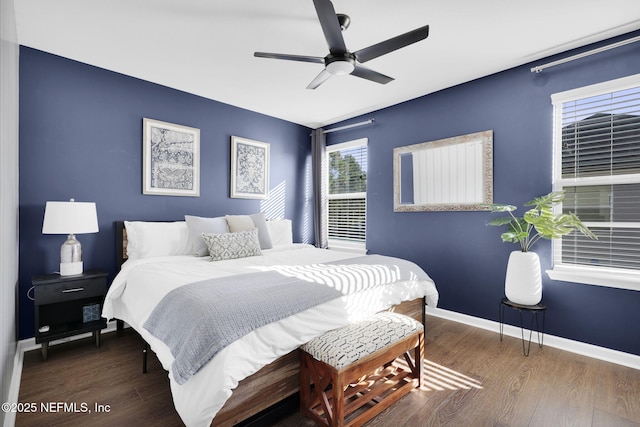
14, 0, 640, 128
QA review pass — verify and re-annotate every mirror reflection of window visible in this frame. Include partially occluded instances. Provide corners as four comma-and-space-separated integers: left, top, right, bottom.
393, 130, 493, 212
399, 153, 414, 204
411, 140, 482, 205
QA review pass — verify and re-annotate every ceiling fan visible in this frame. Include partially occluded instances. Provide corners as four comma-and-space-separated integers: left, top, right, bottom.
254, 0, 430, 89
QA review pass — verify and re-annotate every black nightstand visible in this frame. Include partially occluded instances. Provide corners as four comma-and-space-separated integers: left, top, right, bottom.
32, 270, 108, 360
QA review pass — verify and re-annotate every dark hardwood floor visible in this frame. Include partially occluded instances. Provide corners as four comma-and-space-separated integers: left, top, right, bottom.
16, 316, 640, 426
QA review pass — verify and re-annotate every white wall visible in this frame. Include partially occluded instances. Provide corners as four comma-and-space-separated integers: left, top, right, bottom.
0, 0, 20, 422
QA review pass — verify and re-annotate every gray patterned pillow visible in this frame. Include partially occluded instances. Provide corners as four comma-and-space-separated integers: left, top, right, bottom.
202, 229, 262, 261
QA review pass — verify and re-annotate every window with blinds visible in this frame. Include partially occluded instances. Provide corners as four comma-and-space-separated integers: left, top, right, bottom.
326, 139, 367, 251
551, 74, 640, 289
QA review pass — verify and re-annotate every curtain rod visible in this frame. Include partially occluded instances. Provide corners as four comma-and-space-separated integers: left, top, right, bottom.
323, 119, 374, 134
531, 35, 640, 74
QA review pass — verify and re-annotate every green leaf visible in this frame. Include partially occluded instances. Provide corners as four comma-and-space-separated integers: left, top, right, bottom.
524, 191, 565, 208
488, 217, 514, 226
483, 204, 517, 213
568, 212, 599, 240
500, 230, 529, 243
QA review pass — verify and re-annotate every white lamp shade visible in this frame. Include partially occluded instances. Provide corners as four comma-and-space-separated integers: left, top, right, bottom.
42, 200, 99, 234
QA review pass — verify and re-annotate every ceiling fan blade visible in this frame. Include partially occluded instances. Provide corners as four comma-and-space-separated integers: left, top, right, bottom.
254, 52, 325, 64
312, 0, 347, 54
306, 69, 332, 89
354, 25, 430, 63
351, 64, 394, 85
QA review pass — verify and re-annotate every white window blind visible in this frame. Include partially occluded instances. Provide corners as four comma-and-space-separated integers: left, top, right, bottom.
550, 74, 640, 290
326, 139, 367, 251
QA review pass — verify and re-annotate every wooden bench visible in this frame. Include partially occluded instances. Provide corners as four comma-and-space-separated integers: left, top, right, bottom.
300, 312, 424, 427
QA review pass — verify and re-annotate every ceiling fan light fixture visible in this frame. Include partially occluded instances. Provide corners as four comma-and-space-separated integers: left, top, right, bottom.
326, 60, 354, 75
325, 54, 355, 76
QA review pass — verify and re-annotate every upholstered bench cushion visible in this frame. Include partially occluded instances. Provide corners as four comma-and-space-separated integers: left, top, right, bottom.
301, 312, 422, 369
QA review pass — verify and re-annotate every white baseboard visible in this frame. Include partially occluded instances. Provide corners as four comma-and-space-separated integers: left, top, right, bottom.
3, 343, 22, 427
3, 320, 121, 427
427, 307, 640, 371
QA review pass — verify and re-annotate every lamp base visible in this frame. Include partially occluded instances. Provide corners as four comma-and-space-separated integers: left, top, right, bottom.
60, 261, 83, 276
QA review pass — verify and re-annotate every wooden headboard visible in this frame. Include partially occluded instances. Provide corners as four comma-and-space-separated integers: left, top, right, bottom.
115, 221, 128, 273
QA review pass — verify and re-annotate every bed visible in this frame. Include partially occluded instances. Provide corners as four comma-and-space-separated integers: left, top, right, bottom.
102, 217, 438, 426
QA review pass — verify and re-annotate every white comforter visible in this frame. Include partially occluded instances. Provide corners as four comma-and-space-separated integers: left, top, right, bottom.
102, 244, 438, 426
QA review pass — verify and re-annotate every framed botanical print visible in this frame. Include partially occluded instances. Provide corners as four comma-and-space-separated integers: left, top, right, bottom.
230, 136, 270, 199
143, 118, 200, 197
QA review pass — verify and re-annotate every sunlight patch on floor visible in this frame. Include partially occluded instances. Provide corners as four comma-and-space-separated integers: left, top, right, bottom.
395, 357, 484, 392
421, 359, 483, 391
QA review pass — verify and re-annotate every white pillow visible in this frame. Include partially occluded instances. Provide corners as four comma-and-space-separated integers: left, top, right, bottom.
225, 213, 273, 250
202, 229, 262, 261
124, 221, 191, 260
185, 215, 229, 257
267, 219, 293, 245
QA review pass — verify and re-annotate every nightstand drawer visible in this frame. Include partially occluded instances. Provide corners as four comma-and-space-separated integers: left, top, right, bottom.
34, 277, 106, 305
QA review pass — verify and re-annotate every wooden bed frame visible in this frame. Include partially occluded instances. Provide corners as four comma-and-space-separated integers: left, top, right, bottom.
114, 221, 426, 426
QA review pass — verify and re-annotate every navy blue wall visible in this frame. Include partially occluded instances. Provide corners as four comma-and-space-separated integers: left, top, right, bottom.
18, 47, 312, 339
327, 31, 640, 356
18, 32, 640, 355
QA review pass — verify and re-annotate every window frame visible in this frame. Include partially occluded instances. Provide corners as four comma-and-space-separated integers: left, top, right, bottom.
549, 73, 640, 291
325, 138, 368, 253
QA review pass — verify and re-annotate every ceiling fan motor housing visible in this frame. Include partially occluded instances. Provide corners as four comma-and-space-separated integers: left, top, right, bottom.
325, 53, 355, 75
337, 13, 351, 31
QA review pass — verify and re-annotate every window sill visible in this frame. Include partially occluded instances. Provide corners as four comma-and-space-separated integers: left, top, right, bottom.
546, 267, 640, 292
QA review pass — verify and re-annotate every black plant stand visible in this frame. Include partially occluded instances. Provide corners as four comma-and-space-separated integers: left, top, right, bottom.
499, 297, 546, 356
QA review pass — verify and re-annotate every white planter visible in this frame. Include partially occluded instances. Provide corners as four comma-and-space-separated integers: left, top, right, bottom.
504, 251, 542, 306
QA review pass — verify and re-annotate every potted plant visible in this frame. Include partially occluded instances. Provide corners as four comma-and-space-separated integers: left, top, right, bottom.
485, 191, 597, 305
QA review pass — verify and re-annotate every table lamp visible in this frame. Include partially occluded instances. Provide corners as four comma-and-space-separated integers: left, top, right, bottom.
42, 199, 99, 276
